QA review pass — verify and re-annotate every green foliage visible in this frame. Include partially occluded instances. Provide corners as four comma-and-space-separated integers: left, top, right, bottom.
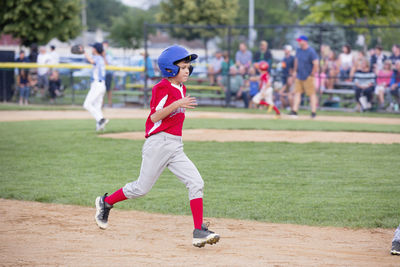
157, 0, 239, 41
86, 0, 124, 31
0, 0, 82, 46
108, 6, 159, 49
234, 0, 303, 48
301, 0, 400, 25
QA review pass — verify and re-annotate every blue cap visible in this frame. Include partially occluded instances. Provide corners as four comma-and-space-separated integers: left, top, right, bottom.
90, 42, 103, 54
296, 35, 308, 42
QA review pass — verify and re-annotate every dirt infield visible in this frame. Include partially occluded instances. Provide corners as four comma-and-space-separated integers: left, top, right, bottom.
1, 109, 399, 266
102, 129, 400, 144
0, 108, 400, 125
0, 199, 397, 267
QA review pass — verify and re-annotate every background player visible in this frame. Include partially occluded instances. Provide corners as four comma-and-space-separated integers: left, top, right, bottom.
94, 45, 220, 248
252, 61, 281, 117
83, 42, 109, 131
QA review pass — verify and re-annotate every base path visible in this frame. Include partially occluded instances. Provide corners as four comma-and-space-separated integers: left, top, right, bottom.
0, 199, 397, 267
0, 108, 399, 125
102, 129, 400, 144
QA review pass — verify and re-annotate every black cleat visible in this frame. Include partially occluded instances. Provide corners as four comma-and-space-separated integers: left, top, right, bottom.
391, 241, 400, 255
192, 223, 220, 248
95, 193, 113, 229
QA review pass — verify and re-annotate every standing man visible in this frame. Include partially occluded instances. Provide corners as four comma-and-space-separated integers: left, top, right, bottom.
291, 35, 319, 118
37, 46, 50, 97
279, 45, 295, 110
83, 42, 109, 131
102, 41, 113, 107
48, 45, 60, 65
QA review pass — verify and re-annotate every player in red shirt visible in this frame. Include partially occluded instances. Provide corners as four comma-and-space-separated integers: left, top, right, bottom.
252, 61, 280, 117
94, 45, 220, 248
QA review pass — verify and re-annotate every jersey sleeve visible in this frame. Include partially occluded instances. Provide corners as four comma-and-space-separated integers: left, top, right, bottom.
150, 84, 169, 113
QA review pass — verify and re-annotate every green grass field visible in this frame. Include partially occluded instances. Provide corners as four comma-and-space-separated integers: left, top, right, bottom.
0, 112, 399, 229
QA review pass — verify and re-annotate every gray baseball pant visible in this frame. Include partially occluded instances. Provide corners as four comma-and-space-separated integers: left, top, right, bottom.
123, 132, 204, 200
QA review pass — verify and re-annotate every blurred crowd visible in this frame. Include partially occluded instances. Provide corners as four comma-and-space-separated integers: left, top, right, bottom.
207, 41, 400, 112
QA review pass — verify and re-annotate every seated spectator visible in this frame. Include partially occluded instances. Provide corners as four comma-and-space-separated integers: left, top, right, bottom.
370, 45, 387, 72
354, 59, 376, 111
207, 51, 223, 85
248, 66, 259, 108
253, 40, 272, 66
350, 50, 367, 80
235, 42, 252, 72
221, 65, 249, 108
325, 50, 339, 89
338, 44, 353, 81
16, 50, 29, 63
375, 60, 392, 110
314, 71, 327, 92
49, 70, 62, 104
279, 45, 295, 110
389, 60, 400, 111
389, 44, 400, 64
218, 51, 234, 86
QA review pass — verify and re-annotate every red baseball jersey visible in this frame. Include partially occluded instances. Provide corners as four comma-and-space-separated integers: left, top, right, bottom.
259, 72, 269, 89
145, 78, 186, 138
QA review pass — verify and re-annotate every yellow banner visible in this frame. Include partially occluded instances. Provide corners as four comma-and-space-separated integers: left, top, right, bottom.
0, 62, 144, 72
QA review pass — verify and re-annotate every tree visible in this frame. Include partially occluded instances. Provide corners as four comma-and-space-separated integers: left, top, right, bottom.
86, 0, 124, 31
0, 0, 82, 46
234, 0, 305, 49
108, 6, 159, 49
157, 0, 239, 59
301, 0, 400, 50
301, 0, 400, 25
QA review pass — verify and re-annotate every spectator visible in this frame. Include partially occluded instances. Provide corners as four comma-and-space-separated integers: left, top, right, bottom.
253, 40, 272, 66
389, 60, 400, 111
49, 70, 62, 104
389, 44, 400, 64
207, 51, 223, 85
37, 46, 50, 97
48, 45, 59, 65
235, 42, 252, 72
338, 44, 353, 81
219, 51, 234, 81
370, 45, 387, 72
221, 65, 249, 108
354, 59, 375, 111
375, 60, 392, 110
325, 50, 339, 90
15, 50, 29, 63
350, 50, 367, 80
103, 40, 114, 107
28, 44, 38, 63
17, 69, 31, 105
279, 45, 295, 110
291, 35, 319, 118
247, 66, 259, 108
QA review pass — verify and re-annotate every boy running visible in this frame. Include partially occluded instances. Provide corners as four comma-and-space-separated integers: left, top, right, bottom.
94, 45, 220, 248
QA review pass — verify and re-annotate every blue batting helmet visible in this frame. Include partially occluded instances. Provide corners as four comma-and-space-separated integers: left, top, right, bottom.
158, 45, 198, 77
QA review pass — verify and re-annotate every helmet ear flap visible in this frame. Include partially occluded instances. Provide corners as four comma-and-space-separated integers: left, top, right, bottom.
189, 65, 193, 76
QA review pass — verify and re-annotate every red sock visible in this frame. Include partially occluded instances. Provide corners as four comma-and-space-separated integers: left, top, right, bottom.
259, 100, 268, 107
104, 188, 127, 205
190, 198, 203, 230
273, 106, 280, 115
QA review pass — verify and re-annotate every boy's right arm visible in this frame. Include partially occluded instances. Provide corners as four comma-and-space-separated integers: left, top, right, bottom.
150, 95, 197, 123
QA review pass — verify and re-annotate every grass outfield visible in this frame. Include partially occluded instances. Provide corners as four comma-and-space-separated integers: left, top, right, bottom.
0, 118, 399, 229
